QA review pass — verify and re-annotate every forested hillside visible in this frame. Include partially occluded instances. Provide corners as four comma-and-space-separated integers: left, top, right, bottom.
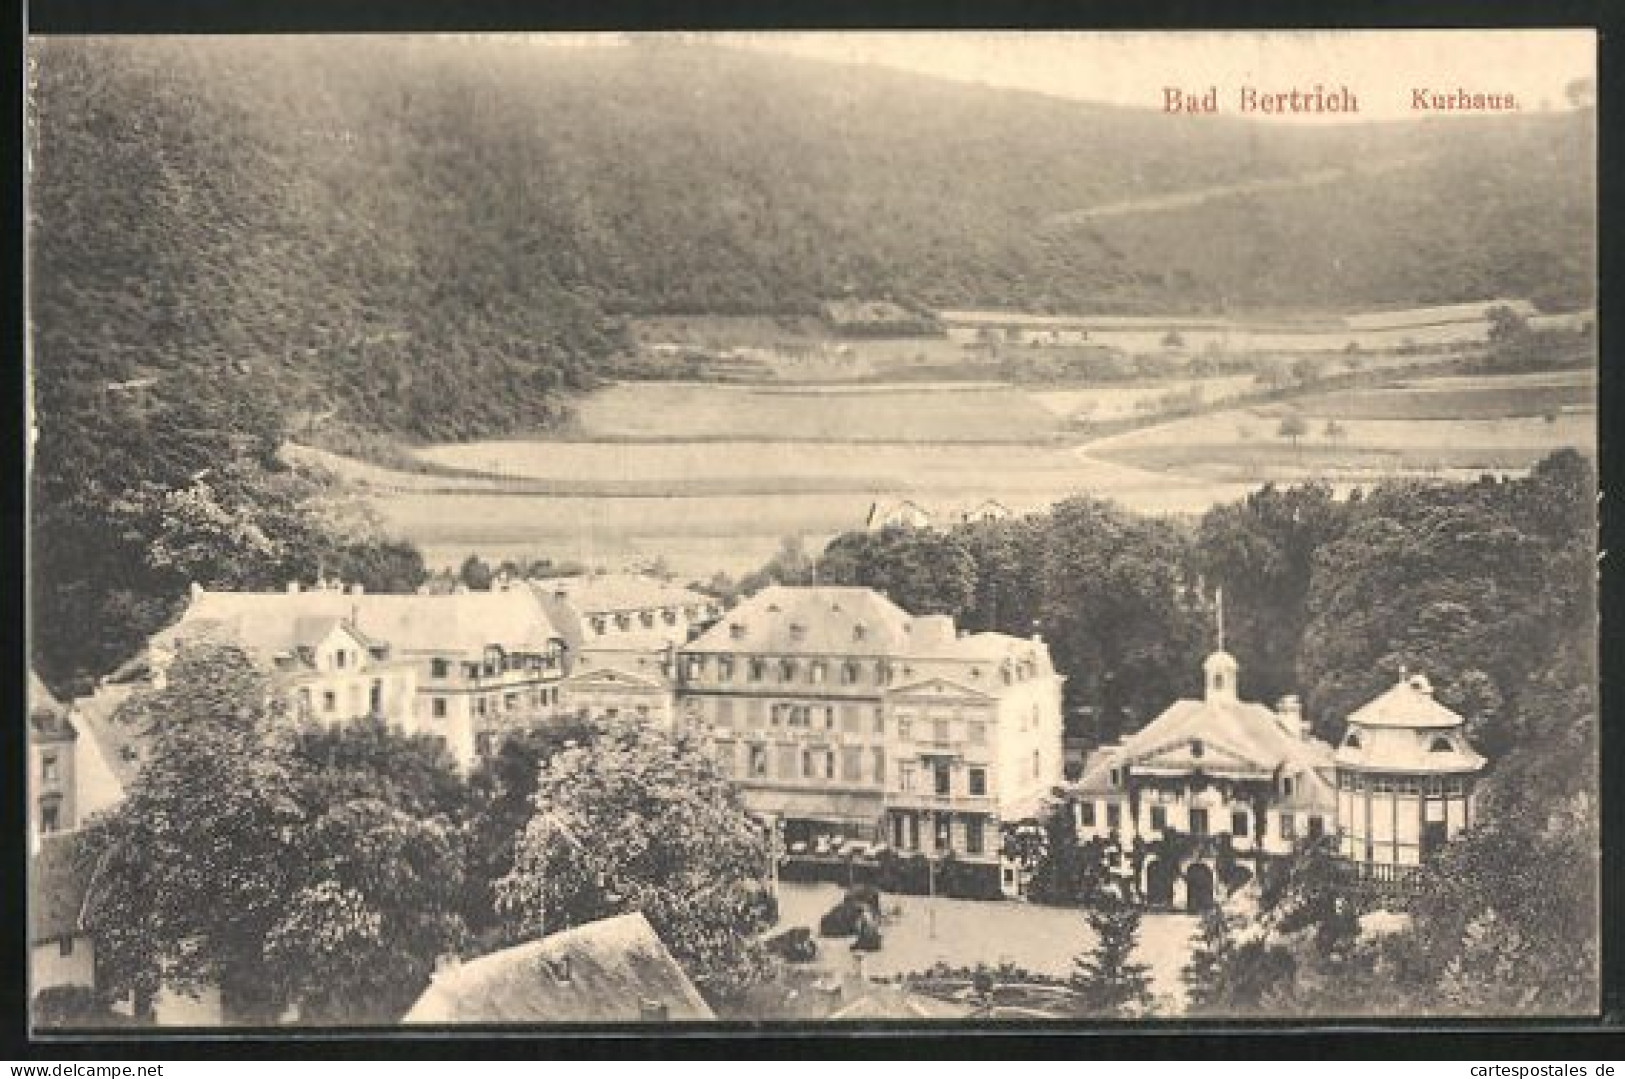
30, 36, 1594, 442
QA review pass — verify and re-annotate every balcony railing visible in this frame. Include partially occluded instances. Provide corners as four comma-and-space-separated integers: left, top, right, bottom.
886, 790, 996, 813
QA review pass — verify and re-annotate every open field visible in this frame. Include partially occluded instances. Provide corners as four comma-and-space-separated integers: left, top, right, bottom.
326, 366, 1595, 579
558, 382, 1068, 443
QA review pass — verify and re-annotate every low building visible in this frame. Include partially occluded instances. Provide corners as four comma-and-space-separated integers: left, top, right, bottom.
402, 912, 714, 1023
1333, 672, 1486, 880
28, 672, 125, 850
677, 585, 1065, 897
1074, 650, 1338, 910
30, 832, 96, 1000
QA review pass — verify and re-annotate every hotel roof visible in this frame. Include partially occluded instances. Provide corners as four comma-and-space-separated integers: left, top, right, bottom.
402, 912, 714, 1024
684, 586, 916, 657
155, 587, 563, 662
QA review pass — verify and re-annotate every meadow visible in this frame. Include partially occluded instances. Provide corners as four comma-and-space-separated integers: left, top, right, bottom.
328, 366, 1595, 579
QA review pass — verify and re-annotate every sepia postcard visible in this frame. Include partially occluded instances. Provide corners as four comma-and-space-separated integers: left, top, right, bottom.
23, 29, 1599, 1035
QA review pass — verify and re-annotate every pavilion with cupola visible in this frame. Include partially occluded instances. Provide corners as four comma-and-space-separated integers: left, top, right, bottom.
1332, 670, 1486, 881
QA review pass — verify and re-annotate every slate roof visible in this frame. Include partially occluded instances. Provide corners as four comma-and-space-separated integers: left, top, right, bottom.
29, 672, 76, 743
1343, 674, 1467, 731
30, 832, 92, 943
155, 588, 562, 661
402, 913, 714, 1024
827, 983, 972, 1020
1077, 662, 1335, 802
684, 586, 915, 657
531, 574, 715, 616
1333, 681, 1486, 774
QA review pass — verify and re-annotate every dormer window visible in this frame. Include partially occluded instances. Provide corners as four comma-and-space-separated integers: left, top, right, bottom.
853, 624, 867, 642
789, 623, 806, 642
841, 661, 860, 685
1190, 739, 1204, 758
1282, 776, 1295, 797
729, 623, 745, 640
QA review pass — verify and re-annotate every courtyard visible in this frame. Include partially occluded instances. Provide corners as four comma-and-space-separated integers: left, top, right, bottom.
771, 882, 1199, 1009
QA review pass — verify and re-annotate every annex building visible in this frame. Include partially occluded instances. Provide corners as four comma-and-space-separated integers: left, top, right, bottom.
1074, 649, 1486, 910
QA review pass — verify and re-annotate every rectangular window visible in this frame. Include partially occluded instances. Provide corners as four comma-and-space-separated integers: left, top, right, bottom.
1231, 810, 1249, 837
335, 650, 347, 669
1189, 808, 1209, 835
811, 662, 827, 684
1150, 805, 1167, 832
1081, 801, 1097, 827
749, 745, 768, 778
824, 707, 836, 730
1307, 815, 1325, 840
934, 764, 952, 796
968, 767, 987, 797
899, 762, 916, 793
873, 708, 885, 735
718, 657, 734, 682
1281, 813, 1297, 841
966, 818, 986, 855
41, 754, 58, 783
41, 801, 61, 834
59, 936, 74, 958
432, 697, 448, 719
322, 691, 337, 713
871, 748, 885, 784
1106, 803, 1121, 829
825, 750, 836, 780
504, 692, 518, 712
475, 732, 494, 757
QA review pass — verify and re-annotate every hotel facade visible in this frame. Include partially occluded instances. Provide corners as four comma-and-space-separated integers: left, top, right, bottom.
675, 585, 1064, 895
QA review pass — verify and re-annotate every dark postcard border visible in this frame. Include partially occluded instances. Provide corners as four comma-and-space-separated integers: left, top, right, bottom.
8, 0, 1622, 1060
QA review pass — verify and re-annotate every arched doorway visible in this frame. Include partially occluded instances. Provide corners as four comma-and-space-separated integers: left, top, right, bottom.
1185, 862, 1216, 911
1144, 858, 1175, 907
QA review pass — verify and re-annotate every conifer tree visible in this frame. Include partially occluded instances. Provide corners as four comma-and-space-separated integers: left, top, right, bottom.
1069, 895, 1155, 1018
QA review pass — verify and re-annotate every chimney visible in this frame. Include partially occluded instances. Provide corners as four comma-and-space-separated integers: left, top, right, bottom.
638, 999, 668, 1022
287, 581, 301, 594
433, 952, 462, 979
189, 581, 204, 599
348, 583, 365, 596
1277, 695, 1306, 738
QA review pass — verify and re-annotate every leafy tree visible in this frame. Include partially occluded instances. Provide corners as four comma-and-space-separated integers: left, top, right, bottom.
458, 554, 494, 591
817, 526, 977, 616
1040, 497, 1207, 740
496, 716, 776, 1002
1069, 894, 1155, 1018
79, 645, 471, 1024
1194, 482, 1353, 707
31, 986, 122, 1029
461, 719, 599, 941
1277, 411, 1308, 453
77, 644, 307, 1023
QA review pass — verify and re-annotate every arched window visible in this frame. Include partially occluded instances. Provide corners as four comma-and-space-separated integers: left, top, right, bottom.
1429, 735, 1453, 753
